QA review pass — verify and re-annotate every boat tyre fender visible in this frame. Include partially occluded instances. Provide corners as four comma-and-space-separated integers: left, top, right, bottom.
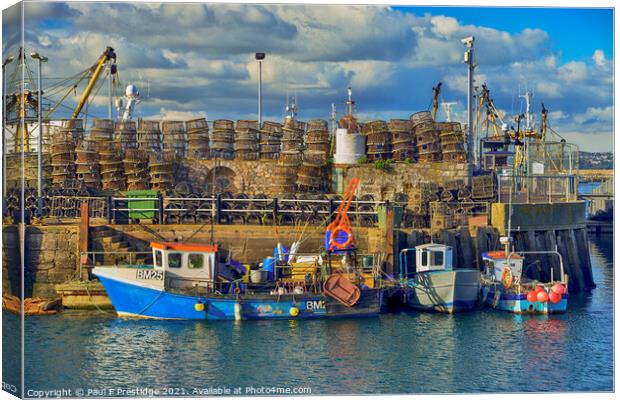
330, 227, 352, 250
501, 267, 513, 289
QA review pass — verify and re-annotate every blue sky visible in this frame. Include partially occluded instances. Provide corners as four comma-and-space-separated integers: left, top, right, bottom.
2, 3, 615, 151
396, 6, 613, 62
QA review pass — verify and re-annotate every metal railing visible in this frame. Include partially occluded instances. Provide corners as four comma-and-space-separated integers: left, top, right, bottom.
497, 174, 578, 203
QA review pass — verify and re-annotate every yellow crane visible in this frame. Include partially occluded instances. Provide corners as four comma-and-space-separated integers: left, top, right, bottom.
71, 46, 116, 119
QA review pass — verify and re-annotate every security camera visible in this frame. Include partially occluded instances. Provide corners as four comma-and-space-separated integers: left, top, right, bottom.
461, 36, 474, 46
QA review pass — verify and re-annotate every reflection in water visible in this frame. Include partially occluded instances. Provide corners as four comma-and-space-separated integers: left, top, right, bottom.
16, 234, 614, 394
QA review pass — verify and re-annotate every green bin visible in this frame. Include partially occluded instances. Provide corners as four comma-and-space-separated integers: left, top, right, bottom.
127, 190, 159, 219
377, 204, 404, 229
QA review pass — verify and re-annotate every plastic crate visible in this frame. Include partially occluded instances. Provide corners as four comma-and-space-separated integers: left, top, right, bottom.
126, 190, 158, 219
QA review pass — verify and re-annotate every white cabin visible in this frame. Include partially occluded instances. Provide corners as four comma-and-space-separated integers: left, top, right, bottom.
481, 251, 524, 282
415, 244, 453, 273
151, 242, 218, 289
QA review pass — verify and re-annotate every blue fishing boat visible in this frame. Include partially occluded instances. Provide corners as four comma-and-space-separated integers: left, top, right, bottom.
93, 178, 384, 320
479, 245, 568, 314
398, 244, 480, 313
93, 241, 383, 320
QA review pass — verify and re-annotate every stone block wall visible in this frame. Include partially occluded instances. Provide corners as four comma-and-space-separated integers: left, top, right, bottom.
3, 225, 80, 298
337, 161, 472, 199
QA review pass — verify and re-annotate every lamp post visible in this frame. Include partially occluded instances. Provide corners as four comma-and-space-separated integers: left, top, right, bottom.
2, 56, 14, 215
255, 52, 265, 126
31, 52, 47, 216
462, 36, 475, 165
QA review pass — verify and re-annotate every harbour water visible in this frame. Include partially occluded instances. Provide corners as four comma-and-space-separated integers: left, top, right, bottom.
3, 234, 613, 395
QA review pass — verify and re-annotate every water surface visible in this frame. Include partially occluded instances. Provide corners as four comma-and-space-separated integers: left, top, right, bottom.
3, 234, 613, 395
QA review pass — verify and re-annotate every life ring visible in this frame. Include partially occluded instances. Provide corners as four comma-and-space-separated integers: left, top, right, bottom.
501, 267, 513, 289
330, 227, 353, 250
234, 287, 241, 294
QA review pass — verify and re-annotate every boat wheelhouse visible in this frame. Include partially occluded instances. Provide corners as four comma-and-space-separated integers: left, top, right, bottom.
398, 243, 480, 313
480, 249, 568, 314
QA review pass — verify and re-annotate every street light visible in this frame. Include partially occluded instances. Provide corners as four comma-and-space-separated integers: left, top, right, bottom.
31, 52, 47, 216
2, 55, 14, 216
255, 52, 265, 127
461, 36, 475, 165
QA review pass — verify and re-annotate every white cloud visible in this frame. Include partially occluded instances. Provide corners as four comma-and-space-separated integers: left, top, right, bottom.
558, 61, 588, 82
6, 3, 611, 152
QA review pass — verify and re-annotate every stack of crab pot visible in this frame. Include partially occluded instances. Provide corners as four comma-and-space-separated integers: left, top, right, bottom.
271, 118, 306, 194
161, 120, 187, 158
411, 111, 441, 162
50, 122, 78, 187
362, 120, 392, 161
99, 143, 126, 191
90, 118, 114, 142
75, 138, 101, 190
149, 150, 175, 192
210, 119, 235, 159
389, 119, 416, 161
61, 118, 85, 142
271, 149, 301, 195
436, 122, 467, 162
259, 121, 283, 160
123, 148, 150, 190
281, 117, 306, 154
406, 182, 437, 228
186, 118, 210, 159
234, 120, 259, 160
297, 150, 327, 192
137, 120, 162, 153
305, 119, 330, 156
114, 121, 138, 150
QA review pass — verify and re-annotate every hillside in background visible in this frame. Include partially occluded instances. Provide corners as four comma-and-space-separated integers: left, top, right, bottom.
579, 152, 613, 169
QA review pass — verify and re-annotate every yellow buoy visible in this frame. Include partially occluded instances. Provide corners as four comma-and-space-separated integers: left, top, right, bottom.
289, 306, 300, 317
194, 302, 205, 312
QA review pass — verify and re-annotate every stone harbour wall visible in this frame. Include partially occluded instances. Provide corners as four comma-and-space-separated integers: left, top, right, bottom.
3, 225, 80, 298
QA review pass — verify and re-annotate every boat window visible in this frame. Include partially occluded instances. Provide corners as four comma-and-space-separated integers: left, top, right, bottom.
431, 251, 444, 266
188, 253, 204, 269
421, 251, 428, 266
168, 253, 182, 269
154, 250, 162, 268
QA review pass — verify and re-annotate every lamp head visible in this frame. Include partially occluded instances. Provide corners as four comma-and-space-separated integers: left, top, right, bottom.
2, 56, 14, 67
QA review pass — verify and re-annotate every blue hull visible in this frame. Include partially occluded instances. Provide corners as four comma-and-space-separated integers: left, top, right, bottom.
96, 274, 382, 320
485, 289, 568, 314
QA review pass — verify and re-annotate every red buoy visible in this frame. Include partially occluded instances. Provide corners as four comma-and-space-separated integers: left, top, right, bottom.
535, 286, 545, 293
551, 283, 565, 295
537, 290, 549, 303
549, 291, 562, 304
527, 291, 538, 303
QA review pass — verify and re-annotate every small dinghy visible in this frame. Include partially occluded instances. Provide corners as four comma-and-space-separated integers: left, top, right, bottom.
323, 274, 361, 307
2, 295, 61, 316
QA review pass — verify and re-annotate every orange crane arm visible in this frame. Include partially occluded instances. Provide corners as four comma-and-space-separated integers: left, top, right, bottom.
328, 177, 359, 231
71, 46, 116, 119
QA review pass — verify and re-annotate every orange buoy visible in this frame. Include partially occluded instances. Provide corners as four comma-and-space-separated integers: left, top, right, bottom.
537, 290, 549, 303
535, 286, 545, 293
551, 283, 566, 295
549, 291, 562, 304
527, 291, 538, 303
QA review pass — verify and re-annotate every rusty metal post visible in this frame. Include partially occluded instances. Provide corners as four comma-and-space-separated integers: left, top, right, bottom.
272, 198, 278, 224
157, 192, 164, 224
384, 205, 394, 276
79, 201, 90, 278
216, 193, 222, 224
